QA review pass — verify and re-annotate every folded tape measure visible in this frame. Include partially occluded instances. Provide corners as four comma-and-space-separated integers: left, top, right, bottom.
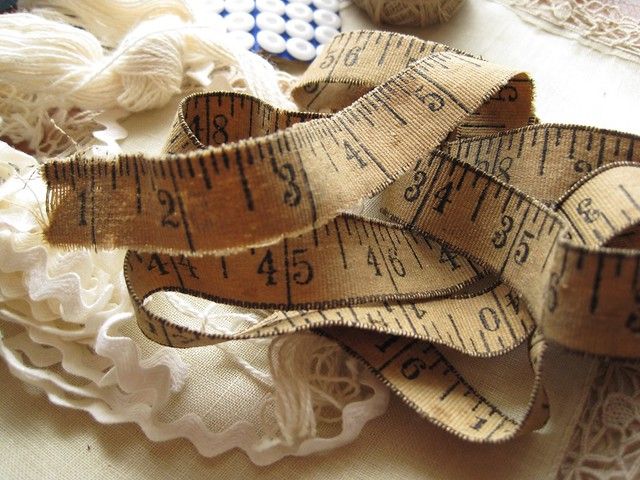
43, 31, 640, 442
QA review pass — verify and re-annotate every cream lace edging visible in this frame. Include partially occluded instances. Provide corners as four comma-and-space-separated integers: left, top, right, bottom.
492, 0, 640, 64
557, 360, 640, 479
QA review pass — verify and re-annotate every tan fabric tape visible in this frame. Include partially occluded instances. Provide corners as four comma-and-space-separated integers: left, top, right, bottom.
42, 31, 640, 443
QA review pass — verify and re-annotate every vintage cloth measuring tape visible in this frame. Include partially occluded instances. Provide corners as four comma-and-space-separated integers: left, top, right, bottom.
43, 31, 640, 442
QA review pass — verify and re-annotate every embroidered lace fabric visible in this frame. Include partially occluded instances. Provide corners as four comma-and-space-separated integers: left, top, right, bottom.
491, 0, 640, 63
557, 360, 640, 479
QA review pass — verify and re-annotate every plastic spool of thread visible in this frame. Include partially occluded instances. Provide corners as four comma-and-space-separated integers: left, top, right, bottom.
351, 0, 465, 26
286, 37, 316, 61
256, 30, 286, 54
228, 30, 256, 49
313, 8, 341, 29
313, 0, 340, 11
314, 25, 339, 44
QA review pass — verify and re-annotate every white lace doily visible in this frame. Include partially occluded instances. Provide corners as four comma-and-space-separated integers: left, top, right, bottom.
492, 0, 640, 64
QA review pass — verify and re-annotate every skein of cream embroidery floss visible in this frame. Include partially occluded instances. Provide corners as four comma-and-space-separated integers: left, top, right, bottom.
265, 332, 377, 447
0, 82, 102, 158
0, 13, 290, 113
21, 0, 200, 47
0, 9, 294, 157
352, 0, 465, 26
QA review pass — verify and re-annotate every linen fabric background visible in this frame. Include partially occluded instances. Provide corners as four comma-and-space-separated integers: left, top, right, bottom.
1, 0, 639, 478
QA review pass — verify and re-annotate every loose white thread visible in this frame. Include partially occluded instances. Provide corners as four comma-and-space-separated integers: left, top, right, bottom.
264, 332, 370, 446
161, 292, 379, 448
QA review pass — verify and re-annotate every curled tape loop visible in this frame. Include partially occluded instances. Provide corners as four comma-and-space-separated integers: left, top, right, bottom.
43, 31, 640, 442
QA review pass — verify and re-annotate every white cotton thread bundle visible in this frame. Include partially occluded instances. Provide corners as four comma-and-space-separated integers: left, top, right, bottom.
352, 0, 465, 26
265, 333, 370, 446
0, 13, 223, 112
160, 292, 376, 445
21, 0, 198, 47
161, 292, 276, 387
0, 10, 295, 111
0, 8, 295, 156
17, 0, 296, 104
0, 81, 105, 157
14, 0, 296, 105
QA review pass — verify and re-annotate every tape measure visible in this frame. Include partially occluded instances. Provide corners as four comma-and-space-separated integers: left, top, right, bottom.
43, 30, 640, 443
